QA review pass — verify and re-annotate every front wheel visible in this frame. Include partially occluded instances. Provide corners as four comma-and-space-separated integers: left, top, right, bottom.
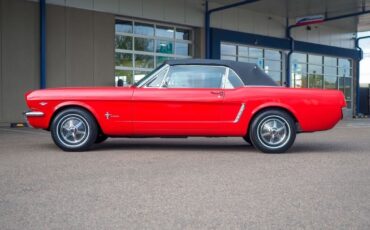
51, 108, 98, 151
243, 136, 253, 146
95, 133, 108, 144
249, 110, 296, 153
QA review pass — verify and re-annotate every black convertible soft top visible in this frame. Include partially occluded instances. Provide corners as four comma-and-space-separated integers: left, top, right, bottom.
164, 59, 278, 86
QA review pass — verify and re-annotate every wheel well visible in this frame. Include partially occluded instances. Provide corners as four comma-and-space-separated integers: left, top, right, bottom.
48, 105, 103, 133
246, 106, 300, 136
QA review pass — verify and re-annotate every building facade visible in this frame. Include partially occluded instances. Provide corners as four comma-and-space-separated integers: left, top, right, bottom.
0, 0, 365, 125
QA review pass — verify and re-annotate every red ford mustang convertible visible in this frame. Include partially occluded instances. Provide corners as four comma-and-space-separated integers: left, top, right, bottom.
25, 59, 346, 153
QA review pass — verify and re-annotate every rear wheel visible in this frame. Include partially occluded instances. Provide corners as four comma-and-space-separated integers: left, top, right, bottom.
51, 108, 98, 151
249, 110, 296, 153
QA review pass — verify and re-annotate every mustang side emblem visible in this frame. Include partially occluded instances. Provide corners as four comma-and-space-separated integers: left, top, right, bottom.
105, 112, 119, 120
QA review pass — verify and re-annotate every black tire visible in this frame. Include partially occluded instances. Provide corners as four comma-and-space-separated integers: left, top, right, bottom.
95, 133, 108, 144
249, 110, 296, 153
50, 108, 98, 151
243, 136, 253, 146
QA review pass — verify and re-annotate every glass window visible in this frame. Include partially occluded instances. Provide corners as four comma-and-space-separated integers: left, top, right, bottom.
293, 73, 307, 88
156, 40, 174, 54
344, 77, 352, 101
338, 67, 351, 77
249, 48, 263, 58
238, 57, 250, 63
221, 55, 236, 61
225, 69, 244, 88
238, 46, 248, 56
156, 25, 174, 38
338, 59, 350, 70
221, 44, 236, 56
115, 53, 133, 67
134, 37, 154, 52
115, 19, 193, 86
175, 28, 191, 40
176, 42, 191, 56
308, 64, 323, 75
134, 22, 154, 36
134, 54, 154, 69
324, 76, 337, 89
308, 54, 322, 65
308, 74, 323, 88
324, 56, 337, 66
264, 60, 281, 72
292, 53, 307, 63
115, 20, 133, 33
115, 70, 133, 86
165, 66, 225, 88
115, 35, 132, 50
292, 63, 307, 74
268, 71, 282, 85
265, 50, 281, 60
324, 66, 337, 76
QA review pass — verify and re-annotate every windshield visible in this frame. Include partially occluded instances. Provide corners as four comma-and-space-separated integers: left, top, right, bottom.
133, 64, 165, 87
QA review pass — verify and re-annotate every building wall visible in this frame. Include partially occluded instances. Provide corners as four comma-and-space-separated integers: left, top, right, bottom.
0, 1, 115, 124
0, 0, 39, 124
209, 2, 355, 49
44, 0, 356, 49
47, 5, 115, 88
45, 0, 204, 27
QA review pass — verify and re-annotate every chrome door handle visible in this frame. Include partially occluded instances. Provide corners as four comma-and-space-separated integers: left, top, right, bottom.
211, 91, 225, 97
210, 91, 224, 96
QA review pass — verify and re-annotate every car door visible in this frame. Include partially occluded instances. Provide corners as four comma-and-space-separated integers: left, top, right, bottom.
132, 65, 226, 135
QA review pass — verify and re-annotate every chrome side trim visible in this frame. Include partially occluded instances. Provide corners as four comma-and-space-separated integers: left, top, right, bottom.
24, 111, 44, 117
233, 103, 245, 123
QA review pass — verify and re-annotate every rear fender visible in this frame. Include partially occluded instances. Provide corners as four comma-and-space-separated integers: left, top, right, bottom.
250, 102, 301, 126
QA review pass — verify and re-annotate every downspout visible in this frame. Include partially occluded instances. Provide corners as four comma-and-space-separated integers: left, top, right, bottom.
40, 0, 46, 89
355, 36, 370, 115
205, 0, 260, 59
286, 10, 370, 88
285, 24, 296, 87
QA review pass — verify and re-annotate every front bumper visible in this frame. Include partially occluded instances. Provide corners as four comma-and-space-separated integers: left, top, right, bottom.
23, 111, 45, 117
23, 111, 45, 128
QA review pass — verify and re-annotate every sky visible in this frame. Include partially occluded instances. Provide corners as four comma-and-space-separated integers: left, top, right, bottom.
359, 31, 370, 84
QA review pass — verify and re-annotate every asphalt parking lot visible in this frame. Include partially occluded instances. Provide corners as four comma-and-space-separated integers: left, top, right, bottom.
1, 120, 370, 229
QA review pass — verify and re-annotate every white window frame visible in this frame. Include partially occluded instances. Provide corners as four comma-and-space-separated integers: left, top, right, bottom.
115, 17, 194, 85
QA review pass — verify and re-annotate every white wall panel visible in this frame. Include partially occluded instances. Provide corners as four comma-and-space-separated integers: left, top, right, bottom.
252, 12, 270, 36
185, 0, 203, 27
46, 0, 66, 6
163, 0, 185, 24
266, 16, 285, 38
142, 0, 164, 21
119, 0, 142, 18
237, 8, 254, 33
319, 27, 331, 46
94, 0, 119, 14
221, 7, 238, 32
66, 0, 93, 10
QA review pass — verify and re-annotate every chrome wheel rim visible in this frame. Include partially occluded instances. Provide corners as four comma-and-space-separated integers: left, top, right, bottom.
56, 114, 90, 147
257, 115, 291, 149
